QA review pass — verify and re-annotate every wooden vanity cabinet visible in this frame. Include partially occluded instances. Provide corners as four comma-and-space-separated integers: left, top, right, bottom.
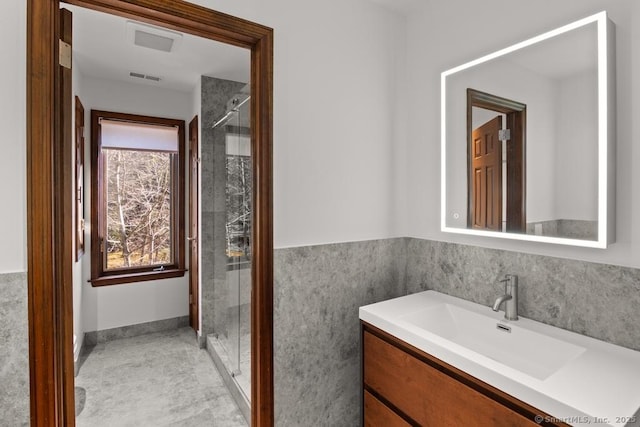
362, 322, 569, 427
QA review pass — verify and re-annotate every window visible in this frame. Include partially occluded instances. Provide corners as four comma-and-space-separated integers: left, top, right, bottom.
90, 110, 186, 286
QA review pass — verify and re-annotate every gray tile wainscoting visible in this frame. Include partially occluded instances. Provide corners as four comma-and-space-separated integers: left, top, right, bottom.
0, 271, 29, 427
83, 315, 189, 346
406, 238, 640, 352
6, 238, 640, 427
273, 238, 407, 427
272, 238, 640, 426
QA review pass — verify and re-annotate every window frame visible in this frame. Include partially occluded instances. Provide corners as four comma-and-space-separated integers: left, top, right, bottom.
90, 110, 186, 286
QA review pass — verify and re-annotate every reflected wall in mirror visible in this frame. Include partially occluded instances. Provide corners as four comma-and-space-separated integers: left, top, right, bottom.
442, 11, 615, 248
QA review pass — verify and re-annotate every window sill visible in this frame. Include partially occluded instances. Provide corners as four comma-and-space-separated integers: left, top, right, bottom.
90, 268, 187, 287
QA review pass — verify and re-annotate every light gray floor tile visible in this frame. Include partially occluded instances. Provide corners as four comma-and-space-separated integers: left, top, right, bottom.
75, 327, 247, 427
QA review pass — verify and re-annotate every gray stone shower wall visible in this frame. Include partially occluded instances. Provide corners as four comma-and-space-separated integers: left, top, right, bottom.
406, 238, 640, 351
0, 271, 29, 426
200, 76, 246, 339
274, 238, 407, 427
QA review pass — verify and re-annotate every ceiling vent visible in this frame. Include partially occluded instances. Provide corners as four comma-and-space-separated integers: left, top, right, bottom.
129, 71, 162, 82
135, 30, 174, 52
126, 21, 183, 53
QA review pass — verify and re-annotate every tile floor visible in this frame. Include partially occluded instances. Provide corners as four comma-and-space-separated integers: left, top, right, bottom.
75, 327, 247, 427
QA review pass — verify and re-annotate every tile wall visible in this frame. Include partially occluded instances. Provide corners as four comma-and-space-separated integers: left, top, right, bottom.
273, 238, 407, 426
273, 237, 640, 425
200, 76, 247, 339
5, 237, 640, 426
0, 272, 29, 426
406, 238, 640, 351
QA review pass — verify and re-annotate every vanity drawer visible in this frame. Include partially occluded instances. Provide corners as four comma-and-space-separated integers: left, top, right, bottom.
363, 325, 565, 427
364, 390, 411, 427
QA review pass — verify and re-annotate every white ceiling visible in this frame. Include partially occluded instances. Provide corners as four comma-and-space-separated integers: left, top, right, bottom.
64, 4, 250, 93
367, 0, 425, 15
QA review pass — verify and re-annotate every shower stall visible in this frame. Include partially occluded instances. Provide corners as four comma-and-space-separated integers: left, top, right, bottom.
202, 79, 252, 421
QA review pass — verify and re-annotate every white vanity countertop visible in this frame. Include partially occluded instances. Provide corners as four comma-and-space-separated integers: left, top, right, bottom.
359, 291, 640, 427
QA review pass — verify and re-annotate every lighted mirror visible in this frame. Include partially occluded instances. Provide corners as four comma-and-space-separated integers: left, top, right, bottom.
441, 11, 615, 248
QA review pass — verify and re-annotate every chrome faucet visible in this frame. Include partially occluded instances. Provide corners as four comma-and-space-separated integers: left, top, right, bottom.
492, 274, 519, 321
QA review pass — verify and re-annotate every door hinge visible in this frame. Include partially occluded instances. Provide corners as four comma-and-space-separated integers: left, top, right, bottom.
59, 40, 72, 69
189, 294, 193, 304
498, 129, 511, 142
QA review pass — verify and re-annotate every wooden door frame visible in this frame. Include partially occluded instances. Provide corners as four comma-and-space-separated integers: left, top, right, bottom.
188, 115, 199, 332
467, 88, 526, 232
26, 1, 274, 426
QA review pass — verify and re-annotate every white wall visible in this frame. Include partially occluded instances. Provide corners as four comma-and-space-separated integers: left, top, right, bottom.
189, 0, 406, 248
555, 69, 598, 221
0, 0, 26, 273
9, 0, 636, 279
405, 0, 640, 268
78, 75, 193, 331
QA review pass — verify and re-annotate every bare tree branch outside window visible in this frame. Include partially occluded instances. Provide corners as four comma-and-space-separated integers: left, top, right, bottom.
226, 154, 252, 261
105, 149, 172, 269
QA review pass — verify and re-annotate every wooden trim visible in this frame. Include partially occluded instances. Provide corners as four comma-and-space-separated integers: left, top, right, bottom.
27, 1, 274, 426
188, 115, 199, 332
63, 0, 270, 47
91, 110, 188, 128
89, 110, 186, 285
56, 10, 77, 425
27, 1, 56, 422
90, 269, 187, 287
468, 89, 527, 113
251, 28, 275, 427
75, 96, 85, 260
505, 109, 527, 232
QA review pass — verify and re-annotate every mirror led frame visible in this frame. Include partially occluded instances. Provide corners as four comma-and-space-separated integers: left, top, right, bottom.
440, 11, 615, 248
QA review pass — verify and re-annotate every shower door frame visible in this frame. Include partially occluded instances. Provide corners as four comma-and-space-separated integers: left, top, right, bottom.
26, 1, 274, 426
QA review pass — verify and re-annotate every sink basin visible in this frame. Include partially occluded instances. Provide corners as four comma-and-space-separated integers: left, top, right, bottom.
400, 302, 585, 380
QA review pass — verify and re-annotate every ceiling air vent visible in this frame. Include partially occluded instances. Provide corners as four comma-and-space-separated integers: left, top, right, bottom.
129, 72, 161, 82
126, 21, 183, 53
134, 30, 174, 53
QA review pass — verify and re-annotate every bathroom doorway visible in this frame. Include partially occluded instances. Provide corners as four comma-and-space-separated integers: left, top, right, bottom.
467, 88, 527, 233
26, 1, 274, 426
